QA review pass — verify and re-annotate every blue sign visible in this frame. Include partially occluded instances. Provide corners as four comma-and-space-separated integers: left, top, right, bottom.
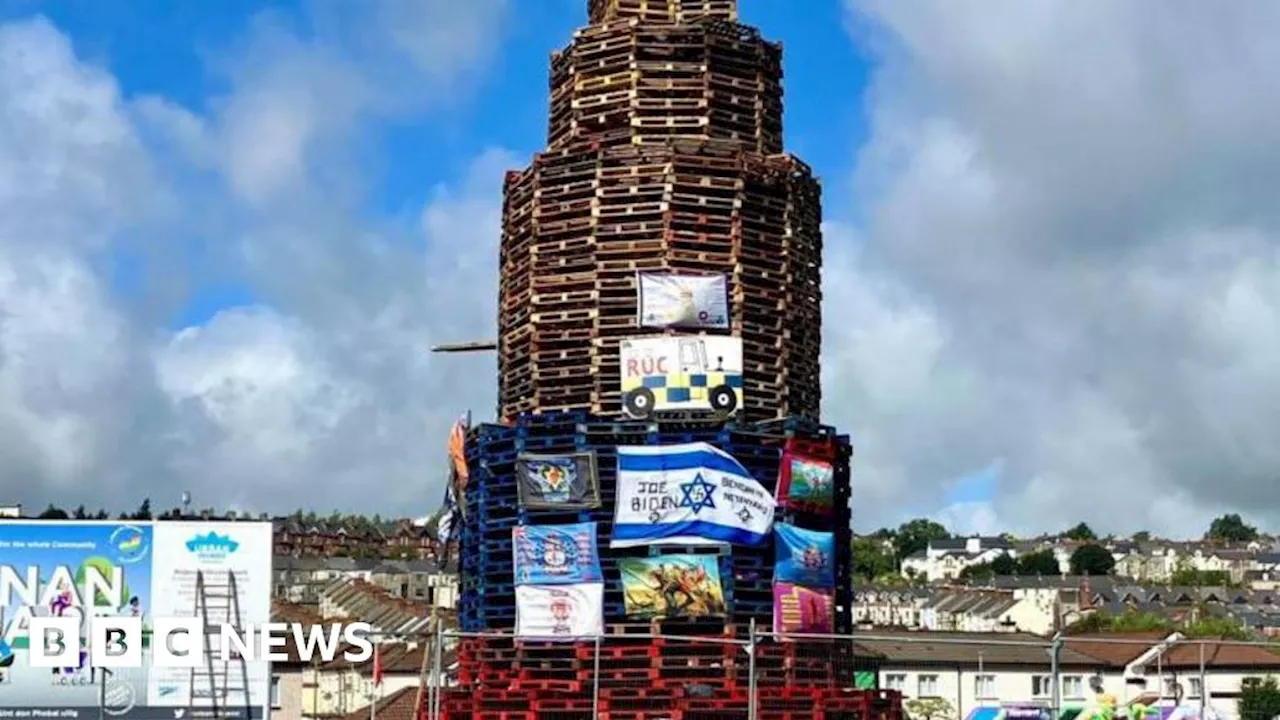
513, 522, 603, 585
774, 523, 835, 588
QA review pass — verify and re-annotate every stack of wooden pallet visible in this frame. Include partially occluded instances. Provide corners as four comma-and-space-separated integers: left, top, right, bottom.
588, 0, 739, 25
458, 412, 853, 632
546, 17, 783, 153
443, 634, 903, 719
498, 0, 819, 422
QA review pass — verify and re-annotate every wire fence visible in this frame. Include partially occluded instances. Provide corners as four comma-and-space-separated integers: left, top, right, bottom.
33, 626, 1280, 718
418, 629, 1280, 720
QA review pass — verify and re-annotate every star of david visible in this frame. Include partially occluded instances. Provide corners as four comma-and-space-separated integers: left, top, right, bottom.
737, 507, 752, 523
679, 473, 717, 514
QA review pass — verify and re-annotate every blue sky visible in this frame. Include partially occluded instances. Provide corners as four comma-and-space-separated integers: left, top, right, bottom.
0, 0, 869, 221
0, 0, 872, 318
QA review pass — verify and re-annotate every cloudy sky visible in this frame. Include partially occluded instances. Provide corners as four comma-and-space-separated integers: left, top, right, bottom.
1, 0, 1277, 538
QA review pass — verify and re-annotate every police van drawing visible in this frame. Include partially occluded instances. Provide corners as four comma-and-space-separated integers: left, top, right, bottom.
619, 335, 744, 418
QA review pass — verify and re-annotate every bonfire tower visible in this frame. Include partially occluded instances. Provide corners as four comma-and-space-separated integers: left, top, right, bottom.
440, 2, 887, 717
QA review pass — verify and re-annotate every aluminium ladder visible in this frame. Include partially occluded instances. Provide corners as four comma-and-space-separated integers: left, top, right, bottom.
192, 570, 254, 718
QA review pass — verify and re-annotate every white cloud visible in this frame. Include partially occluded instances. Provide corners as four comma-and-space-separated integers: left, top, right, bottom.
833, 0, 1280, 536
0, 2, 509, 515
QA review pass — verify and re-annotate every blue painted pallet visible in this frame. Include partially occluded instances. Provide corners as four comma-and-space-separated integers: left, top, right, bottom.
576, 420, 654, 436
476, 451, 519, 468
516, 508, 596, 525
514, 435, 580, 451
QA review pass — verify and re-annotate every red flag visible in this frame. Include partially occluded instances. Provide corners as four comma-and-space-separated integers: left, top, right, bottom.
372, 644, 383, 687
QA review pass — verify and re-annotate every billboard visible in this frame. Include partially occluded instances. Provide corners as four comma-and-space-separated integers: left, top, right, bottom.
637, 272, 730, 329
0, 520, 273, 719
618, 335, 743, 418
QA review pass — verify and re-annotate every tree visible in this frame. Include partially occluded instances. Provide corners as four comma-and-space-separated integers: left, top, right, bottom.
37, 504, 68, 520
132, 499, 152, 520
72, 505, 88, 520
1066, 609, 1252, 641
905, 697, 956, 720
853, 536, 897, 581
1069, 544, 1116, 576
895, 518, 950, 562
960, 553, 1017, 581
1131, 530, 1151, 543
1066, 609, 1170, 635
1207, 514, 1258, 543
1064, 522, 1097, 541
1016, 550, 1061, 576
1171, 566, 1233, 587
1240, 676, 1280, 720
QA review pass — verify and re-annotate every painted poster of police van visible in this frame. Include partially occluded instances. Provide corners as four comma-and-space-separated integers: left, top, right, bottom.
618, 335, 744, 418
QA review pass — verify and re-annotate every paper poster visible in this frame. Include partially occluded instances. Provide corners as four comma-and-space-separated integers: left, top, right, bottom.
772, 582, 834, 636
773, 523, 835, 588
516, 451, 601, 509
611, 442, 774, 548
776, 451, 835, 513
513, 522, 602, 585
515, 584, 604, 640
637, 272, 729, 329
618, 555, 727, 619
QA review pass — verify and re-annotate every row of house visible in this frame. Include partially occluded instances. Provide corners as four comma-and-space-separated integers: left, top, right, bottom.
269, 576, 459, 719
854, 576, 1280, 636
273, 554, 458, 609
856, 629, 1280, 720
272, 517, 443, 560
900, 536, 1280, 586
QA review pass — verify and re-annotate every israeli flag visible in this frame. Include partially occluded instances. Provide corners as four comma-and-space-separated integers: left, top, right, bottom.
611, 442, 775, 548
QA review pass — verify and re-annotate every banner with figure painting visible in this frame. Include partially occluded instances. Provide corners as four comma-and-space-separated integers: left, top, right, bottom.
772, 582, 834, 636
512, 522, 602, 585
773, 523, 835, 588
516, 451, 601, 509
775, 450, 834, 514
618, 555, 727, 619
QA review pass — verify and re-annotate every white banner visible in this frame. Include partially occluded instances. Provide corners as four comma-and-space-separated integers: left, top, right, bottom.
638, 272, 729, 329
515, 583, 604, 640
611, 442, 774, 548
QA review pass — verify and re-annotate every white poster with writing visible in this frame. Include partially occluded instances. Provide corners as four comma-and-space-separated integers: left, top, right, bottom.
148, 521, 273, 709
515, 583, 603, 640
637, 272, 729, 329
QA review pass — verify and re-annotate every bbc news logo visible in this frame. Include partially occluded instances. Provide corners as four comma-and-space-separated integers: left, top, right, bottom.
26, 617, 375, 667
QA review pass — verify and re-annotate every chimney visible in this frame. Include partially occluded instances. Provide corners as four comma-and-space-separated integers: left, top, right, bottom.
1079, 576, 1093, 610
966, 537, 981, 554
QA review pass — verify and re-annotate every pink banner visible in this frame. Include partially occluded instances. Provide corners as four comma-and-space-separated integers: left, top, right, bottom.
772, 582, 834, 636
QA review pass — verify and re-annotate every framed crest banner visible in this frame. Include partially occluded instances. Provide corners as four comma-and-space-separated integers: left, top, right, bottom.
513, 522, 603, 585
516, 451, 601, 509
